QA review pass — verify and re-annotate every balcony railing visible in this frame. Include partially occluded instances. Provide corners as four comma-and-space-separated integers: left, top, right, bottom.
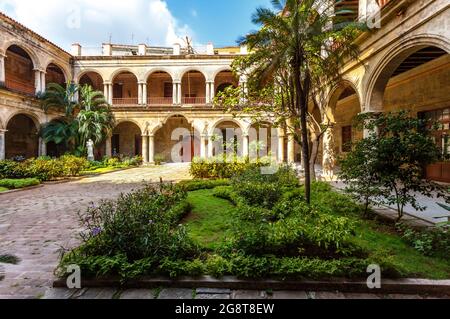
147, 97, 173, 105
112, 97, 139, 105
4, 78, 36, 96
182, 97, 207, 105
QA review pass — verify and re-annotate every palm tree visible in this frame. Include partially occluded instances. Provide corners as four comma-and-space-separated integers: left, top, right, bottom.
238, 0, 362, 203
77, 85, 115, 151
40, 83, 115, 156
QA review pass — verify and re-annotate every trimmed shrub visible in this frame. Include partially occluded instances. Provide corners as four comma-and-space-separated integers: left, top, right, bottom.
0, 178, 40, 189
59, 155, 90, 176
189, 156, 271, 179
178, 179, 230, 192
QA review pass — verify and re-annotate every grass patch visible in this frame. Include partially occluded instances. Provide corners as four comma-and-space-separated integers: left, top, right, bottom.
0, 186, 8, 192
185, 189, 235, 249
80, 166, 128, 175
0, 254, 20, 264
350, 220, 450, 279
0, 178, 40, 189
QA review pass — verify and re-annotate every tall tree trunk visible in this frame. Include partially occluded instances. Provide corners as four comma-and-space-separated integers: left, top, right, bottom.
292, 58, 311, 204
309, 137, 319, 182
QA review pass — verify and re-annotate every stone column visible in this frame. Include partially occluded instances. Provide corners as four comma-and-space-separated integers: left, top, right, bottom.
105, 135, 112, 158
322, 125, 336, 180
278, 133, 285, 163
362, 111, 381, 138
0, 54, 5, 85
205, 82, 211, 104
104, 83, 109, 102
243, 134, 249, 158
40, 71, 46, 94
208, 135, 214, 158
138, 83, 143, 105
142, 83, 147, 105
34, 69, 42, 95
142, 135, 149, 164
0, 130, 6, 160
210, 82, 215, 103
177, 83, 182, 105
38, 137, 47, 157
108, 84, 113, 104
172, 82, 178, 104
148, 135, 155, 164
200, 134, 208, 159
287, 133, 296, 164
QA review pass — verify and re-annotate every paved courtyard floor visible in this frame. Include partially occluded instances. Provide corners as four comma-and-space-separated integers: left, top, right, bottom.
0, 164, 191, 299
0, 163, 448, 300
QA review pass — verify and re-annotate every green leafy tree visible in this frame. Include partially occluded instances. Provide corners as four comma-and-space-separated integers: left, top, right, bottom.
215, 0, 362, 203
40, 83, 115, 156
339, 111, 446, 221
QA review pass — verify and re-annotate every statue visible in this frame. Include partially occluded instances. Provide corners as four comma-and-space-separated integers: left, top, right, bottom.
87, 139, 95, 161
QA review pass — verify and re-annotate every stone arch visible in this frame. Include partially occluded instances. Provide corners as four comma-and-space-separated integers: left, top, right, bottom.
4, 44, 38, 95
78, 71, 104, 92
108, 68, 139, 83
179, 68, 208, 81
5, 110, 41, 131
154, 115, 200, 163
44, 60, 70, 83
326, 79, 362, 122
5, 113, 40, 159
111, 70, 139, 105
146, 70, 174, 105
211, 66, 234, 80
111, 121, 143, 157
209, 118, 245, 136
45, 62, 68, 87
180, 69, 207, 104
143, 68, 175, 83
3, 41, 40, 69
75, 69, 106, 84
365, 34, 450, 112
114, 118, 144, 135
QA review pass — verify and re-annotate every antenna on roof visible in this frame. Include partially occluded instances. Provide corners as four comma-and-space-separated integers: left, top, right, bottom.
131, 33, 134, 45
108, 33, 112, 44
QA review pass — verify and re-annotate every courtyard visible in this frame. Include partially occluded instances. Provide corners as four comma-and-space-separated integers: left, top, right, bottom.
0, 164, 190, 299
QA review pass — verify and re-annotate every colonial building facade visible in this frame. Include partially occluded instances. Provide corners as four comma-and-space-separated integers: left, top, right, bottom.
0, 0, 449, 181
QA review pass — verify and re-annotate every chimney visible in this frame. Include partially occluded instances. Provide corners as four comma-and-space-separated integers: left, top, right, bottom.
71, 43, 82, 56
138, 44, 147, 56
206, 42, 214, 55
102, 43, 112, 56
173, 43, 181, 55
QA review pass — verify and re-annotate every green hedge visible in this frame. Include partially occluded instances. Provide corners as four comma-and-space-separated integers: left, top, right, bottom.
189, 157, 271, 179
0, 155, 89, 181
0, 178, 40, 189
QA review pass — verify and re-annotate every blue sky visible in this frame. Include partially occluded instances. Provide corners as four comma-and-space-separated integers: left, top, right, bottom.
166, 0, 272, 46
0, 0, 272, 50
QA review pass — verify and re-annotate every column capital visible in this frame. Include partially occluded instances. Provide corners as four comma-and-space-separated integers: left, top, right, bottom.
103, 81, 112, 85
33, 68, 46, 73
0, 129, 7, 134
172, 80, 181, 84
138, 81, 147, 85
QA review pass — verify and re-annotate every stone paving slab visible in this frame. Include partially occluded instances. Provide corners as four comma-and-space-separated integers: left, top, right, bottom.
0, 164, 191, 299
271, 291, 309, 299
231, 290, 267, 299
72, 288, 118, 299
196, 294, 231, 300
158, 288, 194, 300
119, 289, 156, 299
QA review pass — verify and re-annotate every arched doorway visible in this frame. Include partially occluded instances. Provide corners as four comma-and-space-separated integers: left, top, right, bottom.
112, 72, 138, 105
330, 85, 362, 156
249, 122, 276, 160
147, 71, 173, 105
181, 71, 206, 105
4, 45, 35, 95
211, 121, 243, 158
111, 122, 142, 157
368, 45, 449, 182
5, 114, 39, 159
46, 63, 66, 88
214, 70, 238, 96
154, 116, 200, 163
79, 72, 103, 92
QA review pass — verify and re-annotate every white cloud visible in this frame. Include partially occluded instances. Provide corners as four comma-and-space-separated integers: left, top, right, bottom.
0, 0, 193, 49
191, 9, 198, 18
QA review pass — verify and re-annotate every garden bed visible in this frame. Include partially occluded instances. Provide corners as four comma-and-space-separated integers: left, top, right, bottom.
57, 167, 450, 283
